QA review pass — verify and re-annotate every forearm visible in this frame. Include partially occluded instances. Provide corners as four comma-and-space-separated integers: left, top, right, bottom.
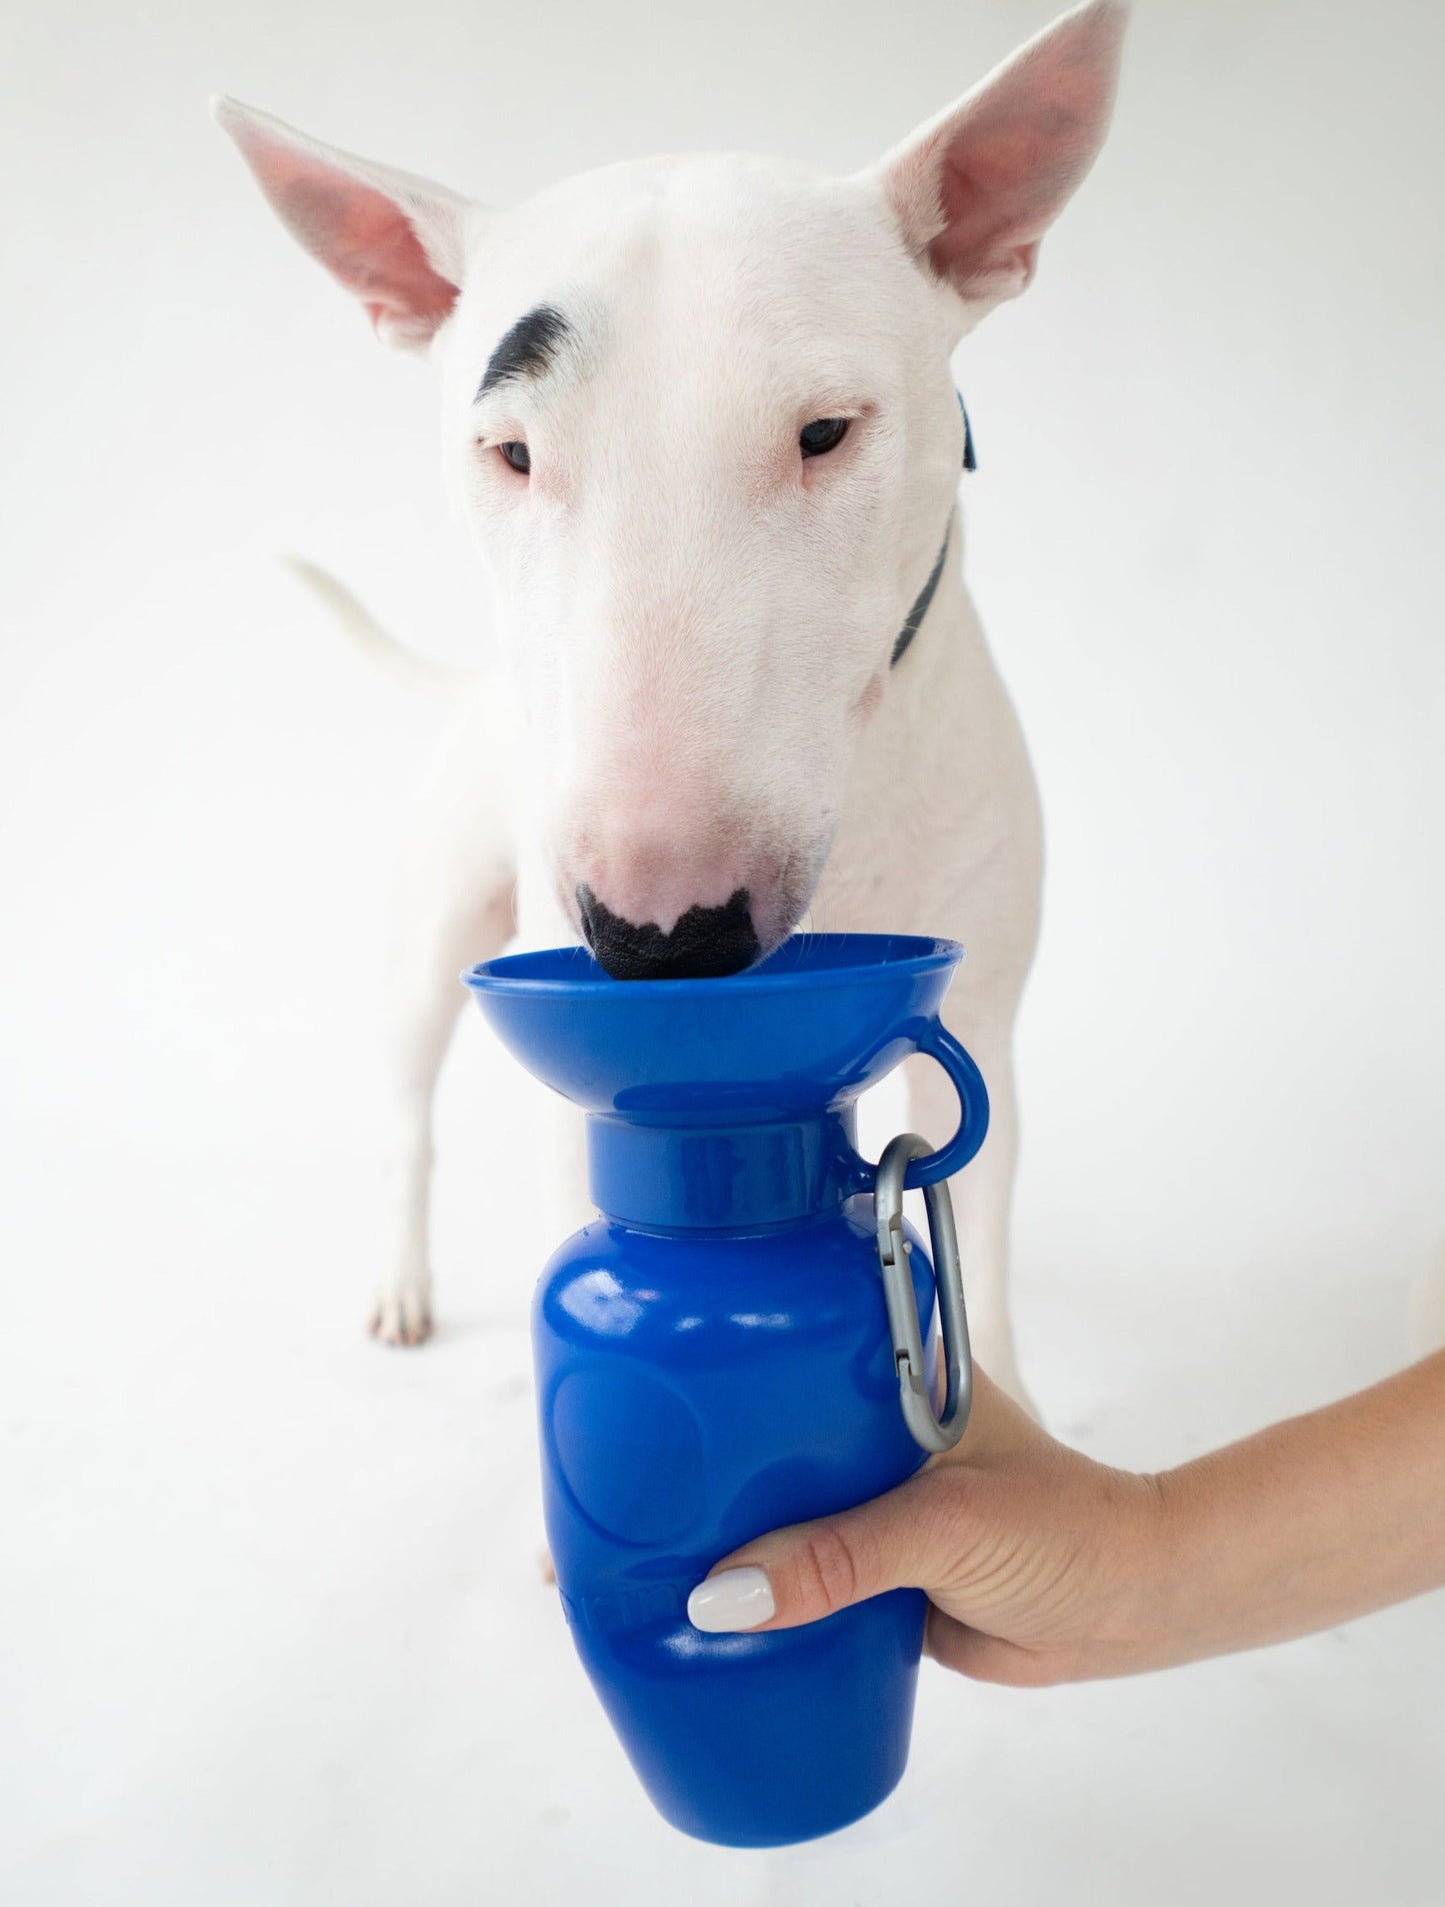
1143, 1349, 1445, 1667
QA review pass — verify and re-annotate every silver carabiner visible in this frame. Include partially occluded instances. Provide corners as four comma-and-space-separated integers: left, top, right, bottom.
874, 1132, 973, 1454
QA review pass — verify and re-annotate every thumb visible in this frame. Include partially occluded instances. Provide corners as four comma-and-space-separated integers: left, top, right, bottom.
686, 1467, 948, 1633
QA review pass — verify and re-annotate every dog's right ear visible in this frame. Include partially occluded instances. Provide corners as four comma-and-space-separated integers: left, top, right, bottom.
212, 98, 476, 351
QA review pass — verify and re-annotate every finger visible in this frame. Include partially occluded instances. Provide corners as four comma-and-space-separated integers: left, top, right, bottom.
686, 1469, 950, 1633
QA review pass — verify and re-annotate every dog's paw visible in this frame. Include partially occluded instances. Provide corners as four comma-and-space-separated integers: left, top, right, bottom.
996, 1364, 1042, 1425
368, 1283, 433, 1347
965, 1326, 1042, 1425
969, 1344, 1041, 1424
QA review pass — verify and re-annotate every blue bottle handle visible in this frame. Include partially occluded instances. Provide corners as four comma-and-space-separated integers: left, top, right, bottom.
903, 1021, 990, 1189
844, 1019, 990, 1195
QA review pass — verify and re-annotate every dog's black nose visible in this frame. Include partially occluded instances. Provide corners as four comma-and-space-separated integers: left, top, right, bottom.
577, 885, 760, 980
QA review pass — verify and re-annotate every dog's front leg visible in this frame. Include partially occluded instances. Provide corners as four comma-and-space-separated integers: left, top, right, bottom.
371, 684, 520, 1343
372, 880, 515, 1343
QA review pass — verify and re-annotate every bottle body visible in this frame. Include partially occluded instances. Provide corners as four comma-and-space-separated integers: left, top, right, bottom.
533, 1195, 938, 1848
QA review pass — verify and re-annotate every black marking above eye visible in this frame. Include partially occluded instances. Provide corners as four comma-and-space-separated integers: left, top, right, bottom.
477, 305, 570, 401
498, 441, 531, 475
800, 416, 849, 458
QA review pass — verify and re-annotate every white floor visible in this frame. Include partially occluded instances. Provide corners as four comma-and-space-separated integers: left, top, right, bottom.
5, 1084, 1441, 1907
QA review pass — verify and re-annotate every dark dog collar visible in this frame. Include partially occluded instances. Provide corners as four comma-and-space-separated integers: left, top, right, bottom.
890, 392, 975, 669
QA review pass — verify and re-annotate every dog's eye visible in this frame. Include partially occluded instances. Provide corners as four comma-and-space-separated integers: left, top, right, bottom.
799, 417, 849, 459
498, 440, 531, 475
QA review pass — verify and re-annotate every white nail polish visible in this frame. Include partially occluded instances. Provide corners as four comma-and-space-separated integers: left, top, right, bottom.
687, 1565, 775, 1633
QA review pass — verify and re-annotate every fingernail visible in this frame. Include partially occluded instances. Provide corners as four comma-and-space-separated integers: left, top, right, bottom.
686, 1565, 775, 1633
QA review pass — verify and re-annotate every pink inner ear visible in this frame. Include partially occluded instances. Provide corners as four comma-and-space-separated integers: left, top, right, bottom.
928, 104, 1067, 298
239, 131, 458, 343
915, 5, 1125, 304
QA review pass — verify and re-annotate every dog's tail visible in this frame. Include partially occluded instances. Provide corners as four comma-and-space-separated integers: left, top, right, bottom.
282, 556, 472, 695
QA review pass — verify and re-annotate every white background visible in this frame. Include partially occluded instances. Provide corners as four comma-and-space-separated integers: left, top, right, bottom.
3, 1, 1442, 1902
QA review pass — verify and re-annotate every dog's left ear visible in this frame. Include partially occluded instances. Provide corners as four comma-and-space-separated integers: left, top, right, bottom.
212, 97, 476, 350
867, 0, 1128, 322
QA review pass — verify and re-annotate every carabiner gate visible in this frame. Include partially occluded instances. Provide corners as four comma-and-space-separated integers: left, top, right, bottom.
874, 1132, 973, 1454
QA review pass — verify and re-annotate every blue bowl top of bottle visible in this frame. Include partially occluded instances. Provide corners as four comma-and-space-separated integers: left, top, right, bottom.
462, 931, 964, 1125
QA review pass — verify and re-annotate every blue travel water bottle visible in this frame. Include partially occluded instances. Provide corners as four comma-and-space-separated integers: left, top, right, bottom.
464, 932, 987, 1847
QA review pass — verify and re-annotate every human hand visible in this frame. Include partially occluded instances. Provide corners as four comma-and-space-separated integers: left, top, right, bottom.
684, 1368, 1168, 1684
685, 1347, 1445, 1682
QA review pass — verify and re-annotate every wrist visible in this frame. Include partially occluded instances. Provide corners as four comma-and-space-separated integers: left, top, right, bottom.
1126, 1461, 1206, 1672
1127, 1450, 1254, 1673
1079, 1460, 1204, 1679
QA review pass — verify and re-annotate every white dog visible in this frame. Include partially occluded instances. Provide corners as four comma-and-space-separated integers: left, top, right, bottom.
216, 0, 1128, 1410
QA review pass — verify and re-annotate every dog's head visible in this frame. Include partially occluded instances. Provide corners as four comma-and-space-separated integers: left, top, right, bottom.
218, 1, 1125, 976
